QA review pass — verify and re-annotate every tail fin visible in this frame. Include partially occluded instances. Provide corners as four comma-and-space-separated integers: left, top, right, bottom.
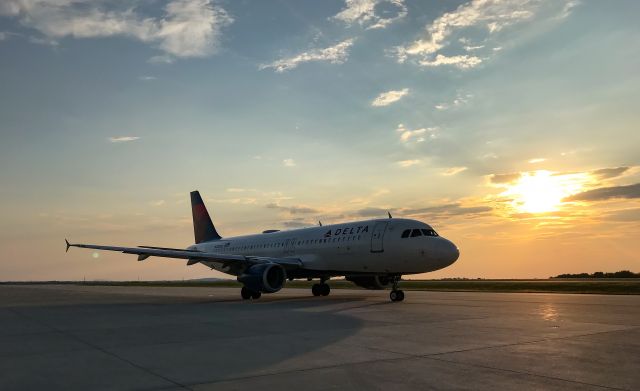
190, 191, 221, 243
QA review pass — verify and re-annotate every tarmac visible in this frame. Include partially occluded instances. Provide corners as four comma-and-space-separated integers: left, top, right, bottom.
1, 284, 639, 390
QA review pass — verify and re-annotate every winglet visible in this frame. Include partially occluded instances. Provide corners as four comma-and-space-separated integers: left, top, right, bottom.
65, 239, 71, 253
388, 211, 393, 219
318, 220, 322, 226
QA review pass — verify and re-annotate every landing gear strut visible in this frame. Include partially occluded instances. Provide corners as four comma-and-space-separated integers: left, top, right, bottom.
312, 278, 330, 297
241, 286, 261, 300
390, 276, 404, 302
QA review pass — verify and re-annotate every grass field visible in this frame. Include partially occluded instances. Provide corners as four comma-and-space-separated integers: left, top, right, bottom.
4, 279, 640, 295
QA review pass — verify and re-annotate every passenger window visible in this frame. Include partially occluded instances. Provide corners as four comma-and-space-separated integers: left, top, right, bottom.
411, 229, 422, 237
401, 229, 411, 238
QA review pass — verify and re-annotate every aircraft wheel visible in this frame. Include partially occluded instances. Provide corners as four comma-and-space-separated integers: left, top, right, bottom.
311, 283, 321, 296
241, 287, 252, 300
251, 291, 262, 300
390, 290, 404, 302
320, 283, 330, 296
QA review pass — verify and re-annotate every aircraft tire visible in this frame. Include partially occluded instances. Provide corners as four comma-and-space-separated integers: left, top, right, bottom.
241, 287, 252, 300
251, 291, 262, 300
320, 283, 330, 296
311, 284, 321, 296
390, 290, 404, 302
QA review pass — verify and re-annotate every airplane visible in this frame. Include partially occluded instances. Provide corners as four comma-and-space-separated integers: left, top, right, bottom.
66, 191, 459, 302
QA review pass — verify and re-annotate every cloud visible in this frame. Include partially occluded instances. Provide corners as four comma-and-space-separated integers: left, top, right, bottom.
591, 166, 630, 180
349, 188, 390, 205
564, 183, 640, 202
260, 39, 355, 73
464, 44, 484, 51
396, 123, 436, 143
528, 158, 546, 163
490, 173, 521, 184
0, 0, 232, 60
149, 200, 165, 207
395, 0, 576, 68
282, 219, 313, 228
333, 0, 407, 30
442, 166, 468, 176
604, 208, 640, 222
397, 159, 421, 168
138, 75, 156, 81
266, 203, 319, 214
419, 54, 482, 69
352, 207, 391, 218
559, 0, 580, 19
282, 158, 296, 167
371, 88, 409, 106
207, 197, 257, 205
349, 203, 491, 219
108, 136, 140, 143
402, 203, 492, 218
434, 92, 473, 110
348, 202, 491, 220
490, 166, 633, 186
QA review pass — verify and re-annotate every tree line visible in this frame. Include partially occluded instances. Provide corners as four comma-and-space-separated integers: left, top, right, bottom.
553, 270, 639, 279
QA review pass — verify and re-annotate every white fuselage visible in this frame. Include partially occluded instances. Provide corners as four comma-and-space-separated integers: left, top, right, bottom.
190, 218, 459, 277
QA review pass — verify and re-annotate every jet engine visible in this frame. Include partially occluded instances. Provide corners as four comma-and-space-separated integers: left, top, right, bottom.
346, 275, 392, 290
238, 263, 286, 293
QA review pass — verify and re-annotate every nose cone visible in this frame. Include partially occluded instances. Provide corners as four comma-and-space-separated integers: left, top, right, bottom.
439, 238, 459, 267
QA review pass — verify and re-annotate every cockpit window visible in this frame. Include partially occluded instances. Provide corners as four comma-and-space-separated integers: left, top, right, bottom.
402, 228, 438, 238
421, 229, 439, 237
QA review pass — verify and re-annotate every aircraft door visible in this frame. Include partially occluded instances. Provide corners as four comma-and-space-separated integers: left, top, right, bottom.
284, 238, 297, 256
370, 222, 388, 253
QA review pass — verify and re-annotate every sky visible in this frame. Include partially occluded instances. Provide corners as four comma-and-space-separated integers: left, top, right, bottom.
0, 0, 639, 281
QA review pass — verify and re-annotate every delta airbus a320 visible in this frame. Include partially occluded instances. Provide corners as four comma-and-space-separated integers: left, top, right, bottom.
66, 191, 459, 302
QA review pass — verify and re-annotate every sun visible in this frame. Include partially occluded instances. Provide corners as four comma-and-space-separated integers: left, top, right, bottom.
501, 171, 587, 214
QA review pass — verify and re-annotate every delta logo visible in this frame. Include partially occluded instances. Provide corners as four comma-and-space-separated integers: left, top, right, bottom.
324, 225, 369, 238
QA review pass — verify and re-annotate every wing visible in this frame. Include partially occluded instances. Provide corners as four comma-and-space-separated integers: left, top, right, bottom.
65, 239, 302, 270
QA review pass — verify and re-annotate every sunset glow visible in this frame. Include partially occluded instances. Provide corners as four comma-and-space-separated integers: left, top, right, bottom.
501, 171, 589, 214
0, 1, 638, 281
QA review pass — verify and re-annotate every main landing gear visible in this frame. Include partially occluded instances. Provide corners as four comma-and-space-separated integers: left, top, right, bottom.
390, 276, 404, 302
312, 279, 330, 297
241, 286, 261, 300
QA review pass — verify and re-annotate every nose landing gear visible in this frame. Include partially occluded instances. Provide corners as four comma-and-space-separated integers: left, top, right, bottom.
390, 289, 404, 302
390, 276, 404, 302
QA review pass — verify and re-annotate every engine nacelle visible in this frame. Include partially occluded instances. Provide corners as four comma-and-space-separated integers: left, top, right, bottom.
346, 275, 392, 290
238, 263, 286, 293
